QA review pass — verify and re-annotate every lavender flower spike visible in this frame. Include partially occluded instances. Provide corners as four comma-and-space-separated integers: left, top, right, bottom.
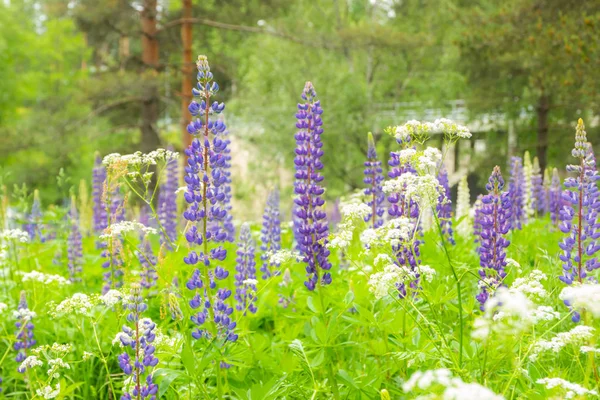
158, 147, 179, 248
260, 189, 281, 279
14, 291, 36, 372
293, 82, 332, 290
508, 156, 525, 230
476, 166, 511, 309
235, 223, 258, 314
67, 196, 83, 283
118, 283, 159, 400
558, 119, 600, 322
363, 132, 385, 229
184, 55, 237, 342
436, 165, 455, 245
549, 168, 562, 226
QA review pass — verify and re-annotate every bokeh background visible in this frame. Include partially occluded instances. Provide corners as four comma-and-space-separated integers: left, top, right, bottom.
1, 0, 599, 217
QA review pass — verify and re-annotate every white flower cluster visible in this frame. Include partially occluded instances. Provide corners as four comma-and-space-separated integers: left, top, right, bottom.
13, 307, 37, 321
559, 284, 600, 317
103, 149, 179, 167
100, 289, 123, 307
22, 270, 71, 286
154, 329, 183, 351
537, 377, 598, 399
368, 265, 403, 299
53, 293, 96, 317
0, 302, 7, 314
511, 269, 548, 299
19, 355, 43, 370
361, 217, 414, 250
32, 343, 73, 355
529, 325, 595, 361
100, 221, 158, 240
47, 358, 71, 378
393, 119, 471, 143
580, 346, 600, 354
383, 173, 443, 209
1, 228, 29, 243
402, 368, 503, 399
268, 249, 301, 265
36, 383, 61, 399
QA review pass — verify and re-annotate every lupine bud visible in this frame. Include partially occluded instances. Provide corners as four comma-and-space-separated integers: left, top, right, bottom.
234, 223, 258, 314
363, 133, 385, 229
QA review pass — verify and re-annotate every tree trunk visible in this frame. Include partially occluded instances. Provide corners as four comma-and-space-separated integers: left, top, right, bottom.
181, 0, 193, 150
536, 94, 550, 172
140, 0, 161, 154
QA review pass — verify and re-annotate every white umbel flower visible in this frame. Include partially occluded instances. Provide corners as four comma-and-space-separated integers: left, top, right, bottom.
22, 271, 71, 286
100, 221, 158, 240
529, 325, 595, 361
559, 284, 600, 317
537, 377, 598, 399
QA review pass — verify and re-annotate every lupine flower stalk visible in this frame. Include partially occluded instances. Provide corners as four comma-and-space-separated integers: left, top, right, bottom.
523, 151, 534, 220
93, 154, 108, 235
234, 223, 257, 314
436, 166, 455, 245
118, 284, 159, 400
476, 166, 511, 309
14, 291, 36, 371
138, 238, 157, 291
100, 175, 125, 294
219, 122, 236, 242
260, 189, 281, 279
455, 176, 471, 237
508, 156, 525, 230
543, 167, 552, 215
23, 190, 45, 242
293, 82, 332, 290
363, 132, 385, 229
532, 156, 545, 215
549, 168, 562, 226
473, 195, 483, 247
184, 55, 237, 342
558, 119, 600, 322
157, 148, 179, 248
67, 196, 83, 283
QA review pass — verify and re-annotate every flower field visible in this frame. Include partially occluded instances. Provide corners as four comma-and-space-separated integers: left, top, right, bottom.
1, 55, 600, 400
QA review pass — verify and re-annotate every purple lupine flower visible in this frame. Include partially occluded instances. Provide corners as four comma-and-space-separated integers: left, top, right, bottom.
138, 238, 157, 291
476, 166, 511, 310
184, 55, 237, 343
234, 223, 257, 314
23, 190, 45, 242
294, 82, 332, 291
14, 291, 36, 372
436, 165, 455, 245
387, 133, 421, 297
67, 196, 83, 283
558, 119, 600, 322
158, 147, 179, 247
507, 156, 525, 230
532, 156, 545, 215
219, 122, 236, 242
364, 133, 385, 229
93, 154, 108, 234
328, 198, 342, 229
118, 284, 159, 400
549, 168, 562, 226
260, 189, 281, 279
100, 178, 126, 294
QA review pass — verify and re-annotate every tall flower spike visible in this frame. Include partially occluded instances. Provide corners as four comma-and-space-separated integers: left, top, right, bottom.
436, 166, 455, 245
138, 238, 158, 291
387, 125, 422, 297
218, 121, 236, 242
234, 223, 258, 314
158, 147, 179, 248
531, 156, 545, 216
92, 153, 108, 234
293, 81, 332, 290
118, 284, 159, 400
558, 119, 600, 322
476, 166, 511, 309
23, 190, 45, 242
473, 195, 483, 248
184, 55, 237, 342
522, 151, 534, 220
67, 196, 83, 283
549, 168, 562, 226
363, 132, 385, 229
14, 291, 36, 372
455, 176, 471, 237
260, 189, 282, 279
543, 167, 552, 215
508, 156, 525, 230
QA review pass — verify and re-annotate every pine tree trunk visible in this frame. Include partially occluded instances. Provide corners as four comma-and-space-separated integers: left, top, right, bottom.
536, 94, 550, 172
140, 0, 161, 154
181, 0, 193, 150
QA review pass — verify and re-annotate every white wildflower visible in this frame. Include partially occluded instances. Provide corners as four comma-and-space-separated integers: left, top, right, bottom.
36, 383, 61, 399
103, 149, 178, 167
373, 254, 393, 267
13, 307, 37, 321
360, 229, 379, 248
82, 351, 94, 361
402, 368, 503, 399
581, 346, 600, 354
19, 355, 43, 370
559, 284, 600, 317
383, 173, 442, 209
444, 381, 504, 400
418, 265, 436, 283
397, 148, 417, 163
0, 302, 7, 313
529, 325, 595, 361
1, 229, 29, 243
100, 289, 123, 307
433, 118, 472, 139
455, 176, 472, 237
22, 271, 71, 286
529, 306, 560, 324
100, 221, 158, 240
268, 250, 300, 265
54, 293, 95, 316
243, 278, 258, 286
511, 269, 547, 299
402, 368, 454, 392
537, 377, 598, 399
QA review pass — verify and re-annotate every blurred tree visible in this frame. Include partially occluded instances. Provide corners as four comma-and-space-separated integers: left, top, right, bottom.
457, 0, 600, 171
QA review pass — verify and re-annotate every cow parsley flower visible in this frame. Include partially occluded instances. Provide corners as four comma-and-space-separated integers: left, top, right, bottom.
21, 271, 71, 286
529, 325, 595, 361
559, 283, 600, 318
99, 221, 157, 240
53, 293, 96, 316
36, 383, 61, 399
537, 377, 598, 399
